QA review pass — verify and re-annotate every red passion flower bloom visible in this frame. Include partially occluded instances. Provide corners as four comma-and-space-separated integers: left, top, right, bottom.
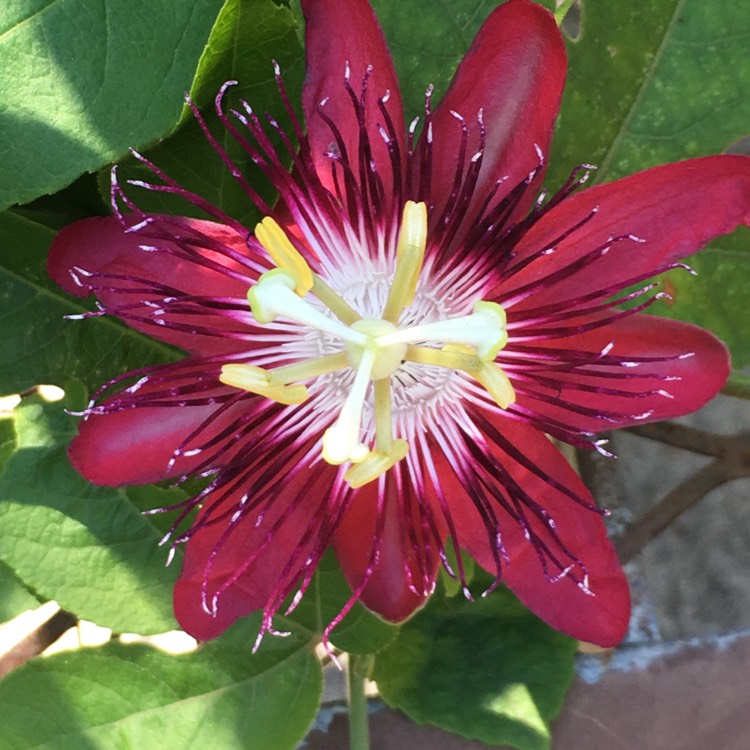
49, 0, 750, 648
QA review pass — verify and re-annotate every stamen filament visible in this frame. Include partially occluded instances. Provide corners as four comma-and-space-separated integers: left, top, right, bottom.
269, 352, 350, 384
382, 201, 428, 323
312, 276, 361, 325
374, 377, 394, 452
405, 344, 483, 372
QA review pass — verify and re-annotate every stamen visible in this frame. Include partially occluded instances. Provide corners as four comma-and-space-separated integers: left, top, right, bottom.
253, 218, 360, 324
444, 344, 516, 409
373, 377, 395, 452
345, 440, 409, 488
382, 200, 428, 322
248, 270, 367, 344
377, 300, 508, 361
345, 378, 409, 487
254, 217, 313, 295
312, 276, 361, 325
220, 364, 309, 404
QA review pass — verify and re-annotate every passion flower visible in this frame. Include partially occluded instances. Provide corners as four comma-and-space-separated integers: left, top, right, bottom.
49, 0, 750, 648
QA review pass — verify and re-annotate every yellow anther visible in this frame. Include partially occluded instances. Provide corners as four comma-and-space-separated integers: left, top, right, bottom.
473, 363, 516, 409
382, 201, 428, 322
255, 217, 314, 295
220, 364, 309, 405
344, 439, 409, 488
445, 344, 516, 409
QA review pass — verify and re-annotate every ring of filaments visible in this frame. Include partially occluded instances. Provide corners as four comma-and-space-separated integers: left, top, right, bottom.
219, 201, 516, 489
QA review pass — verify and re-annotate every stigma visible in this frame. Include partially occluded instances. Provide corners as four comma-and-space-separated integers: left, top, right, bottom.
220, 201, 516, 487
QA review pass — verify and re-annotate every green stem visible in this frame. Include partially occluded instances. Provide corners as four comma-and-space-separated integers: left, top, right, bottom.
347, 654, 373, 750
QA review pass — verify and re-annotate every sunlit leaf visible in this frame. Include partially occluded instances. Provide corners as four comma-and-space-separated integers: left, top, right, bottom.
0, 399, 180, 633
0, 0, 225, 209
109, 0, 305, 226
374, 584, 576, 750
0, 618, 321, 750
0, 561, 40, 623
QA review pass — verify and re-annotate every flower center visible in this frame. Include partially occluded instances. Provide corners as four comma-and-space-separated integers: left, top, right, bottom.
219, 201, 516, 487
346, 318, 406, 380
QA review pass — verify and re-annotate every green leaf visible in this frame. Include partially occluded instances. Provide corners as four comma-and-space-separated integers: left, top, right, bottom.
0, 210, 179, 395
0, 399, 181, 634
0, 560, 40, 623
12, 173, 109, 232
287, 549, 398, 655
372, 0, 554, 114
184, 0, 303, 115
110, 0, 304, 226
595, 1, 750, 182
0, 620, 322, 750
648, 232, 750, 368
550, 1, 750, 368
373, 585, 577, 750
547, 0, 683, 188
0, 0, 225, 209
0, 411, 16, 472
438, 539, 475, 597
0, 411, 40, 622
125, 485, 196, 540
0, 409, 40, 620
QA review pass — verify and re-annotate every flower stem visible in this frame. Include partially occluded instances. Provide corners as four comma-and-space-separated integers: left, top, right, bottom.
347, 654, 373, 750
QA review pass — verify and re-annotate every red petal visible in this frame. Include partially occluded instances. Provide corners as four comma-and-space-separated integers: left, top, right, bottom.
511, 313, 730, 433
48, 216, 254, 355
443, 418, 630, 646
424, 0, 565, 220
501, 156, 750, 308
300, 0, 405, 198
174, 457, 339, 641
333, 471, 438, 622
70, 380, 247, 487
